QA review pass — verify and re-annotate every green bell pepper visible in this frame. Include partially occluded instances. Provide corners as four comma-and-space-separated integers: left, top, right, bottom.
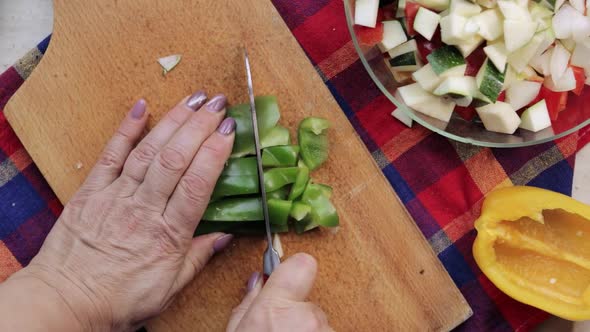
264, 167, 300, 192
195, 221, 288, 236
298, 117, 330, 171
228, 96, 280, 158
267, 187, 290, 200
290, 202, 311, 221
262, 145, 300, 167
211, 157, 258, 198
260, 126, 291, 148
300, 183, 339, 227
288, 165, 309, 200
268, 199, 293, 225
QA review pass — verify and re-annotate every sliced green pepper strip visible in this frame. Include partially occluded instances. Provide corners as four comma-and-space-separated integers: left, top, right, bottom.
264, 167, 300, 192
316, 184, 333, 198
262, 145, 300, 167
288, 166, 309, 200
195, 221, 288, 236
260, 125, 291, 148
298, 117, 330, 171
301, 183, 339, 227
294, 218, 319, 234
268, 199, 292, 225
228, 96, 280, 158
212, 157, 259, 198
267, 187, 290, 200
290, 202, 311, 221
203, 197, 262, 222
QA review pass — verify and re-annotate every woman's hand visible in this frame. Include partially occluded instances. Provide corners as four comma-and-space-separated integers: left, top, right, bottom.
227, 253, 332, 332
6, 91, 236, 331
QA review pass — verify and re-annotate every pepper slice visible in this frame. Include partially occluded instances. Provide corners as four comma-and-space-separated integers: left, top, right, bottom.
267, 187, 290, 200
260, 126, 291, 148
228, 96, 280, 158
298, 117, 330, 171
195, 221, 288, 236
268, 199, 293, 225
264, 167, 300, 192
262, 145, 300, 167
212, 157, 258, 198
290, 202, 311, 221
288, 165, 310, 200
473, 186, 590, 320
203, 196, 294, 226
300, 183, 339, 228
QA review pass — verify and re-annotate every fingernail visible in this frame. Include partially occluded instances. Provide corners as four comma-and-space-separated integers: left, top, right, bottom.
130, 99, 147, 119
205, 94, 227, 113
186, 90, 208, 110
213, 234, 233, 253
247, 272, 261, 292
217, 117, 236, 135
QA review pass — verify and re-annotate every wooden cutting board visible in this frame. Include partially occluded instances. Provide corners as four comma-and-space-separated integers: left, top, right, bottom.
5, 0, 471, 330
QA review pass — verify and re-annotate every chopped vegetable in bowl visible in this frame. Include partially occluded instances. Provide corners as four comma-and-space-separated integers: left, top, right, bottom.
351, 0, 590, 137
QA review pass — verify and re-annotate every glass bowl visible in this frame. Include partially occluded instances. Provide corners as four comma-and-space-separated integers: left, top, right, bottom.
344, 0, 590, 147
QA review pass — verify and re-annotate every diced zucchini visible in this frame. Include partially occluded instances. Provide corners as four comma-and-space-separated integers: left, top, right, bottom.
507, 33, 545, 73
399, 17, 410, 36
519, 100, 552, 132
427, 45, 466, 74
391, 92, 414, 128
456, 34, 484, 57
476, 59, 505, 102
497, 0, 531, 20
440, 14, 469, 45
483, 42, 508, 72
355, 0, 380, 27
455, 95, 474, 106
396, 0, 407, 17
413, 95, 456, 122
473, 9, 503, 41
414, 7, 441, 40
476, 101, 521, 134
450, 0, 482, 16
416, 0, 451, 11
441, 64, 468, 77
389, 51, 422, 71
506, 80, 542, 110
378, 20, 408, 52
397, 83, 433, 107
412, 63, 443, 91
433, 76, 477, 98
391, 68, 415, 83
504, 19, 538, 52
388, 39, 419, 58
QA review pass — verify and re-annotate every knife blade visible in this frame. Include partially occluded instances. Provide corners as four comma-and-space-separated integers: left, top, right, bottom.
244, 49, 281, 277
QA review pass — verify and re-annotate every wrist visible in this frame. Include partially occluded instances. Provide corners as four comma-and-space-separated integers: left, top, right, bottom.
7, 264, 112, 331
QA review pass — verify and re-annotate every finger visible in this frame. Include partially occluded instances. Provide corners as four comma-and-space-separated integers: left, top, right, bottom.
258, 253, 318, 302
77, 99, 148, 195
119, 91, 207, 185
162, 118, 235, 233
134, 94, 227, 210
226, 272, 263, 332
172, 233, 233, 293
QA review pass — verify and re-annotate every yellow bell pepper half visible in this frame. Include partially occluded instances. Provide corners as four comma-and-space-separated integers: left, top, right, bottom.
473, 186, 590, 321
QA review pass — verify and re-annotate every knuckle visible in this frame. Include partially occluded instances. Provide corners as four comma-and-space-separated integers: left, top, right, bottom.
97, 148, 122, 168
131, 141, 159, 165
200, 140, 228, 161
153, 219, 184, 255
177, 172, 212, 205
158, 146, 187, 172
186, 114, 210, 133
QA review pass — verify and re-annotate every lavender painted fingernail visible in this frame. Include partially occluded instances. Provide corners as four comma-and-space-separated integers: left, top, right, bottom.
247, 272, 261, 292
130, 99, 147, 119
213, 234, 233, 253
218, 117, 236, 135
186, 90, 207, 110
205, 94, 227, 113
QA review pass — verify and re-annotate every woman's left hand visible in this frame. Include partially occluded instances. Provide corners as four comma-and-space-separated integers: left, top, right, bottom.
7, 91, 235, 331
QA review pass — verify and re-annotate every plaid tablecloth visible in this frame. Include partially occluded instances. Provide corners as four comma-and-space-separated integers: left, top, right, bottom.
2, 2, 590, 331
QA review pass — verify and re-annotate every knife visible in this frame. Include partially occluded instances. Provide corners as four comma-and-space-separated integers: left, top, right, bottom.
244, 49, 281, 277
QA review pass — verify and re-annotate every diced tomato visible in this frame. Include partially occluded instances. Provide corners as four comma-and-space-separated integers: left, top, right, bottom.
405, 2, 421, 36
416, 31, 442, 63
455, 106, 477, 121
572, 66, 585, 96
355, 23, 384, 46
465, 46, 486, 77
497, 91, 506, 102
541, 86, 569, 121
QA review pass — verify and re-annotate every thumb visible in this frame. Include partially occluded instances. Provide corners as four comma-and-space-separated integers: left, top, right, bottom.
258, 253, 318, 302
226, 271, 263, 332
173, 233, 234, 292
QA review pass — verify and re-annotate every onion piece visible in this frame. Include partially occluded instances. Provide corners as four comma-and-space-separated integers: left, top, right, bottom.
572, 43, 590, 70
545, 67, 577, 92
550, 43, 571, 81
273, 233, 284, 259
553, 5, 577, 39
571, 0, 586, 13
158, 54, 182, 75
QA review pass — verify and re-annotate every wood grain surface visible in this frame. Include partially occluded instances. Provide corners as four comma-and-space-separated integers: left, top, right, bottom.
5, 0, 471, 330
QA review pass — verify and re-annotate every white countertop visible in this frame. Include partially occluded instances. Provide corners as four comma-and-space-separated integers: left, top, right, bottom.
1, 0, 589, 331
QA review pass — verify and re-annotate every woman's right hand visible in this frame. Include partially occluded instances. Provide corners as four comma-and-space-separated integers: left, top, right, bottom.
227, 253, 332, 332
